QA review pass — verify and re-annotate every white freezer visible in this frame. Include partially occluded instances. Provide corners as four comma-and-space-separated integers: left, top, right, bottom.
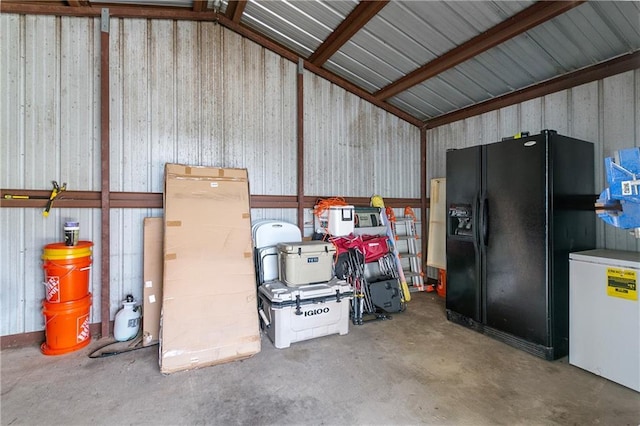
569, 249, 640, 392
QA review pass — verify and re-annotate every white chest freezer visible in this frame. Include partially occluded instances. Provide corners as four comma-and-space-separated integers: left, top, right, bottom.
569, 249, 640, 392
258, 279, 352, 349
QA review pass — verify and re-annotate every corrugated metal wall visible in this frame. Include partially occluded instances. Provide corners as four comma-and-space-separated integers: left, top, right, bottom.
0, 15, 420, 337
303, 72, 422, 235
0, 15, 102, 335
426, 69, 640, 253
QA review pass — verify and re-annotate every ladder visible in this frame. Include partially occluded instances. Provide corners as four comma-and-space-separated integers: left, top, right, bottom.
391, 212, 424, 292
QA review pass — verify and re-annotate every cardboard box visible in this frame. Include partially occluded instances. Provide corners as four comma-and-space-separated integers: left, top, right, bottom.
160, 164, 260, 374
143, 217, 163, 347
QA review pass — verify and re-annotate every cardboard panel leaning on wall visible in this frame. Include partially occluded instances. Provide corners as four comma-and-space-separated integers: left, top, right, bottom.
143, 217, 163, 347
160, 164, 260, 374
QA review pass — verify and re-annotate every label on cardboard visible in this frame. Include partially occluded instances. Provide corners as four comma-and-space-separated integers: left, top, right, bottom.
145, 280, 153, 288
607, 267, 637, 301
210, 182, 218, 188
149, 294, 156, 304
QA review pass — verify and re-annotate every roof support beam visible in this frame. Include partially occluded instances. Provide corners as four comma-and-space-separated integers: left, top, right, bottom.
67, 0, 90, 6
309, 0, 388, 67
375, 0, 585, 101
426, 51, 640, 129
192, 0, 207, 13
225, 0, 246, 23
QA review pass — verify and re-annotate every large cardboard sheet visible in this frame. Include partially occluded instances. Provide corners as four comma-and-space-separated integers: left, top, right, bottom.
143, 217, 163, 347
160, 164, 260, 374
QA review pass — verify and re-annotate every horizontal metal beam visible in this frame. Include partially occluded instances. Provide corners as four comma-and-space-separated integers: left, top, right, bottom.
0, 189, 427, 209
426, 51, 640, 129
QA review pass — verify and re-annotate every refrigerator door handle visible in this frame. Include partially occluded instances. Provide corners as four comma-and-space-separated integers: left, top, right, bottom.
482, 197, 489, 247
474, 193, 481, 243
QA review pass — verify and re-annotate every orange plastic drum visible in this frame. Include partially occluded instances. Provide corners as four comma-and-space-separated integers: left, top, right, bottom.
42, 241, 93, 303
41, 293, 92, 356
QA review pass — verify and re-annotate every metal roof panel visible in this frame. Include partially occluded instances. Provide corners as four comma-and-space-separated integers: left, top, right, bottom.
240, 0, 357, 58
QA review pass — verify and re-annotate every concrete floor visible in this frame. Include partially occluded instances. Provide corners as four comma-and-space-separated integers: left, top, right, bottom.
2, 292, 639, 425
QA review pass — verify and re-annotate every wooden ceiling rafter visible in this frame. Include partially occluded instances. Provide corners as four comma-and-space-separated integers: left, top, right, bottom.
374, 0, 586, 101
225, 0, 246, 23
308, 0, 389, 67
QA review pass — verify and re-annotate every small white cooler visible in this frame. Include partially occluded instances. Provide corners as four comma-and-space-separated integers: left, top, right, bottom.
314, 205, 355, 236
277, 241, 336, 286
258, 279, 353, 349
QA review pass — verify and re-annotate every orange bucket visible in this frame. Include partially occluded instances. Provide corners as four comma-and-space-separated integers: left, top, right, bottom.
41, 293, 92, 355
437, 269, 447, 298
42, 241, 93, 303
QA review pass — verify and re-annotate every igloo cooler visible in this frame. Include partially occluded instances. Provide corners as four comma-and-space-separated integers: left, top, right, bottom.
258, 279, 352, 349
277, 241, 336, 286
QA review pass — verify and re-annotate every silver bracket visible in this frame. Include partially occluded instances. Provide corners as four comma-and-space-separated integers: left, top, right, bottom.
101, 8, 110, 33
298, 58, 304, 75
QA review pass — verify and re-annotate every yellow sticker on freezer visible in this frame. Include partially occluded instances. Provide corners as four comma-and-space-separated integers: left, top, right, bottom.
606, 267, 637, 301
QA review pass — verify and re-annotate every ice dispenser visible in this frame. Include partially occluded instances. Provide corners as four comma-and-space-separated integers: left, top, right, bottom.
449, 204, 473, 237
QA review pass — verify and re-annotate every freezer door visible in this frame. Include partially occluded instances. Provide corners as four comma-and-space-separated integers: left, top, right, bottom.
484, 136, 548, 345
446, 146, 482, 322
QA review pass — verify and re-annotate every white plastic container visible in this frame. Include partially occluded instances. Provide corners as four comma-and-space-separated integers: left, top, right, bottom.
114, 295, 141, 342
63, 221, 80, 246
258, 279, 352, 349
314, 205, 355, 236
277, 241, 336, 286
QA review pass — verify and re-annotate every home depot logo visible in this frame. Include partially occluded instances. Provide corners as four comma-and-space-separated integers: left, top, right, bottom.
46, 277, 60, 303
77, 314, 90, 343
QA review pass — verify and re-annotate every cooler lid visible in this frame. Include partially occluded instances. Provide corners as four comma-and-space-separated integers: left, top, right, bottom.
258, 279, 351, 303
276, 240, 336, 255
570, 249, 640, 269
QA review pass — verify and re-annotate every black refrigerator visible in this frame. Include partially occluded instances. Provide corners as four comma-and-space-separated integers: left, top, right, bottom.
445, 130, 596, 360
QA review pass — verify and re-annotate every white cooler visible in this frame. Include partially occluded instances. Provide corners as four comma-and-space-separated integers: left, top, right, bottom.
258, 279, 353, 349
314, 205, 355, 236
277, 241, 336, 286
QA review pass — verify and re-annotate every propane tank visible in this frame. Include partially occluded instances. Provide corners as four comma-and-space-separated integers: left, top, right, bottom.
114, 295, 141, 342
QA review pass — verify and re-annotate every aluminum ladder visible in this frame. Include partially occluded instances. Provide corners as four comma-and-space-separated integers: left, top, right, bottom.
391, 215, 424, 292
